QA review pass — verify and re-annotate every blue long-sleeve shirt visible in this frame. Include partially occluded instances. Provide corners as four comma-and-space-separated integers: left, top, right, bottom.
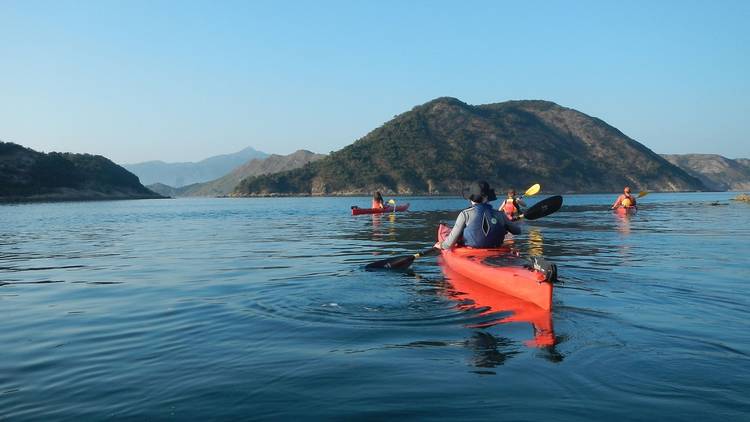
441, 203, 521, 249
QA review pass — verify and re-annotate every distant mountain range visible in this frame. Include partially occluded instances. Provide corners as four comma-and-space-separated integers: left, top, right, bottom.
234, 97, 706, 195
0, 142, 162, 202
123, 146, 268, 187
662, 154, 750, 191
147, 150, 325, 197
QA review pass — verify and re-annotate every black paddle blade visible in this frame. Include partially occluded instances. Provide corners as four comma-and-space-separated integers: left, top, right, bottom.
523, 195, 563, 220
365, 255, 416, 270
365, 247, 440, 271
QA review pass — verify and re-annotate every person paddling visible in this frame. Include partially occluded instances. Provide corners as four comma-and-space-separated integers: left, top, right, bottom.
611, 186, 637, 209
436, 181, 521, 250
498, 189, 527, 220
372, 192, 385, 209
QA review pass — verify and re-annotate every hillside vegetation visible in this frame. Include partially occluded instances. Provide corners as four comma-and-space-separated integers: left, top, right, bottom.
1, 142, 163, 202
235, 98, 705, 195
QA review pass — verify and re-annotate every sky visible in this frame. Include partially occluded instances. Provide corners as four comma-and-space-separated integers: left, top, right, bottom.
1, 0, 748, 164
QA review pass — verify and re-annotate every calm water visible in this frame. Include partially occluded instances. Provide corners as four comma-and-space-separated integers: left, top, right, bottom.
1, 193, 749, 420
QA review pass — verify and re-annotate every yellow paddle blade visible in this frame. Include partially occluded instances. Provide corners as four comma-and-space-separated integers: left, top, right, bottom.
387, 199, 396, 205
638, 191, 648, 198
524, 184, 541, 197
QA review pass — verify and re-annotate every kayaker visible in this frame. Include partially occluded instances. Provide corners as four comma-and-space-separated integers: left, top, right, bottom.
611, 186, 637, 209
372, 192, 385, 209
436, 181, 521, 250
498, 189, 526, 219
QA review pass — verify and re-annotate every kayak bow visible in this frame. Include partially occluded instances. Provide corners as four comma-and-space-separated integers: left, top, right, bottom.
437, 224, 555, 310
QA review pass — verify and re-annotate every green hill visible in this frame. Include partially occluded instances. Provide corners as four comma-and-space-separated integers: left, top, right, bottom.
0, 142, 163, 202
234, 97, 706, 195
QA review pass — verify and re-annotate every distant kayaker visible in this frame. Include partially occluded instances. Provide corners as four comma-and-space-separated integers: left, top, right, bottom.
498, 189, 526, 220
372, 192, 385, 209
436, 181, 521, 250
611, 186, 637, 209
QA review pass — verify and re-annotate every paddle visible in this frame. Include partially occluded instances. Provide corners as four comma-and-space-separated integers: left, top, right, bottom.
517, 195, 563, 220
365, 246, 441, 270
522, 183, 541, 198
501, 183, 540, 215
365, 195, 564, 270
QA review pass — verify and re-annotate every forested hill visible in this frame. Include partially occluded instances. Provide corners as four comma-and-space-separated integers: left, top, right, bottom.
234, 97, 706, 195
0, 142, 163, 202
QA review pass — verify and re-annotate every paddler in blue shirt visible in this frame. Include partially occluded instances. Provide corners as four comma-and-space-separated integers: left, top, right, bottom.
436, 181, 521, 249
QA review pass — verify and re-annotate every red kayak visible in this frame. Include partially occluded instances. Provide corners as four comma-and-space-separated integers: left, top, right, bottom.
441, 265, 555, 347
614, 206, 637, 215
437, 224, 554, 310
351, 203, 410, 215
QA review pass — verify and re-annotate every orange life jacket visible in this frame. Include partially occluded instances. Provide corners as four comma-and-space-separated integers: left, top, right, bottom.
502, 199, 517, 215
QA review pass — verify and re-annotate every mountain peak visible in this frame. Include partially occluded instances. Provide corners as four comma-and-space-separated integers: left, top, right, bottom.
234, 98, 705, 195
422, 96, 469, 108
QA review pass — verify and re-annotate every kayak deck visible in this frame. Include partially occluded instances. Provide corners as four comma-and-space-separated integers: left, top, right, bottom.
437, 224, 554, 310
351, 203, 410, 215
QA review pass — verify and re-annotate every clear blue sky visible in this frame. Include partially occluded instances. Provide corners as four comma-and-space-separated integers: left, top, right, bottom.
1, 0, 748, 163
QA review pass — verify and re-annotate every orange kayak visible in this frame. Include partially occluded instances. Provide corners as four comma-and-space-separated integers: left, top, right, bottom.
441, 265, 555, 347
437, 224, 554, 310
614, 206, 637, 215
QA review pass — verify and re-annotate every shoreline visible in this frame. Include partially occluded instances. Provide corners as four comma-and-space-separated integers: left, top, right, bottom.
0, 194, 167, 204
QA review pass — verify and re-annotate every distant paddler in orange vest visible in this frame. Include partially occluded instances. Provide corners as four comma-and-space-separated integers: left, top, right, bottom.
498, 184, 540, 220
371, 192, 385, 209
611, 186, 637, 210
499, 189, 526, 220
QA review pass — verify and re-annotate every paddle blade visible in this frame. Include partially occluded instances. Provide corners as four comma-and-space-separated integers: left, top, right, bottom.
524, 183, 541, 197
522, 195, 563, 220
638, 191, 648, 198
365, 247, 440, 271
387, 199, 396, 205
365, 255, 416, 270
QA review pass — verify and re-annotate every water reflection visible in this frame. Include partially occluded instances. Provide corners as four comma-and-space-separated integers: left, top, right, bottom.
369, 214, 398, 241
613, 209, 633, 236
441, 266, 556, 348
527, 227, 545, 257
466, 331, 520, 370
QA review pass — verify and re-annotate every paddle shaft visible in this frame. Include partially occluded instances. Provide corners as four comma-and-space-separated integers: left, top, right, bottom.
366, 195, 563, 270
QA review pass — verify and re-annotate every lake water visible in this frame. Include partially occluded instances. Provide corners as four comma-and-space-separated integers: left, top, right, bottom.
1, 193, 749, 420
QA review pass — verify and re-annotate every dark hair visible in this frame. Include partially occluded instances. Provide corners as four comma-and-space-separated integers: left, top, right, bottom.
468, 181, 497, 203
373, 191, 383, 202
